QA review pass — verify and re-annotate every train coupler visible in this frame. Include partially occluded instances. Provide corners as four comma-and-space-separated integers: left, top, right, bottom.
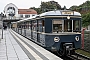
63, 43, 74, 55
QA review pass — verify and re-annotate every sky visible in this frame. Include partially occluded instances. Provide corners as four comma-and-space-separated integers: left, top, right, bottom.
0, 0, 87, 12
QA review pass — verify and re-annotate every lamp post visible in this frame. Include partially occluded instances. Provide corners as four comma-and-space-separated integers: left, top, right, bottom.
0, 12, 5, 39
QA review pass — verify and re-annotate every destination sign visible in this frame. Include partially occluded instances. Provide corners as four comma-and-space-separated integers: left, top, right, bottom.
62, 11, 73, 15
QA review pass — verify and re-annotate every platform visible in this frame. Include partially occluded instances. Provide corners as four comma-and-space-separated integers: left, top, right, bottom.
0, 29, 62, 60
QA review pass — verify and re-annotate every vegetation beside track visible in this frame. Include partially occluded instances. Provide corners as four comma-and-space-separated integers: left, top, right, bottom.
76, 49, 90, 58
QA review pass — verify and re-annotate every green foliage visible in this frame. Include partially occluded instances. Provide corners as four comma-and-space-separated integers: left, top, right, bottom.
70, 1, 90, 27
41, 1, 61, 13
82, 13, 90, 27
30, 7, 42, 14
70, 1, 90, 11
76, 49, 90, 57
29, 1, 61, 14
79, 1, 90, 7
69, 5, 78, 10
84, 31, 90, 53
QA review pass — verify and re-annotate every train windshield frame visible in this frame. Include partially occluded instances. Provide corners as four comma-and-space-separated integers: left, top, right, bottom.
52, 19, 81, 33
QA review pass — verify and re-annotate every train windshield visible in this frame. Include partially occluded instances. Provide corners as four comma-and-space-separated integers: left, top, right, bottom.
53, 20, 81, 33
53, 20, 62, 32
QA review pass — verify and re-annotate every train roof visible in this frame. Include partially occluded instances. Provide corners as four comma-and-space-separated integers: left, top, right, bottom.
40, 10, 81, 16
15, 10, 81, 23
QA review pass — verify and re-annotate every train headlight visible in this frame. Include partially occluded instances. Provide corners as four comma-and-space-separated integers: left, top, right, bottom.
67, 16, 70, 19
54, 37, 60, 42
75, 36, 79, 41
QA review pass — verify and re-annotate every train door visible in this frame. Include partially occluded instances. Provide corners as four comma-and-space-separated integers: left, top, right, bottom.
37, 20, 39, 42
37, 20, 45, 43
29, 21, 31, 38
37, 20, 41, 42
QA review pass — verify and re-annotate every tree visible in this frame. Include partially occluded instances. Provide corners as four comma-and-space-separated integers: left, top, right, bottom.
62, 6, 67, 10
82, 13, 90, 27
69, 5, 78, 10
29, 7, 42, 14
40, 1, 61, 13
30, 1, 61, 14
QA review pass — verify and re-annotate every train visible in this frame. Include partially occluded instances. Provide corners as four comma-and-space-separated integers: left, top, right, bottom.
11, 10, 82, 56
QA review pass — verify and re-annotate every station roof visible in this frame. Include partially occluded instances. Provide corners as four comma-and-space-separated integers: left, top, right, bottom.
18, 9, 37, 14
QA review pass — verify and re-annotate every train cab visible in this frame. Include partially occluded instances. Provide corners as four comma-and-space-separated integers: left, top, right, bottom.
39, 10, 81, 55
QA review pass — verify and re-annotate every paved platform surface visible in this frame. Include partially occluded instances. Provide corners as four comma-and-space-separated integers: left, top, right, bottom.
0, 29, 62, 60
0, 29, 30, 60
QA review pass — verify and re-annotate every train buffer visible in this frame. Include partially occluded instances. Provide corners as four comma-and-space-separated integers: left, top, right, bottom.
0, 29, 62, 60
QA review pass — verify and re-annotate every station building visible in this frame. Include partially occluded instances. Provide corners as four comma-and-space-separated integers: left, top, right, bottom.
0, 3, 37, 28
4, 3, 37, 19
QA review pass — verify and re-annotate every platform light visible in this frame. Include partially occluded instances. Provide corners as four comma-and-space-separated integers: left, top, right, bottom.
0, 12, 6, 39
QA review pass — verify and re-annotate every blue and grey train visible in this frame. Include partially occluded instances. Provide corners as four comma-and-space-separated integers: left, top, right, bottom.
12, 10, 82, 56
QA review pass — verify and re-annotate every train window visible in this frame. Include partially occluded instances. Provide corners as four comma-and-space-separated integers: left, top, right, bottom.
28, 21, 31, 29
25, 22, 27, 29
38, 20, 42, 32
64, 20, 72, 32
23, 22, 25, 29
37, 20, 45, 32
22, 22, 25, 29
26, 21, 30, 29
32, 21, 37, 31
64, 20, 80, 32
32, 21, 34, 30
53, 20, 62, 33
42, 20, 45, 32
73, 20, 80, 32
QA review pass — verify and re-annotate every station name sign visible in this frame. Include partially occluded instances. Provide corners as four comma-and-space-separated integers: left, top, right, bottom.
62, 11, 73, 15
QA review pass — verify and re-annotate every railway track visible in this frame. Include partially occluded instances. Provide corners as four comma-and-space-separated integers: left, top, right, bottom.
56, 51, 90, 60
65, 52, 90, 60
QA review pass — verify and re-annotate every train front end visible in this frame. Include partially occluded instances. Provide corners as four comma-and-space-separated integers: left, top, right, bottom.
41, 10, 82, 55
45, 32, 81, 55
